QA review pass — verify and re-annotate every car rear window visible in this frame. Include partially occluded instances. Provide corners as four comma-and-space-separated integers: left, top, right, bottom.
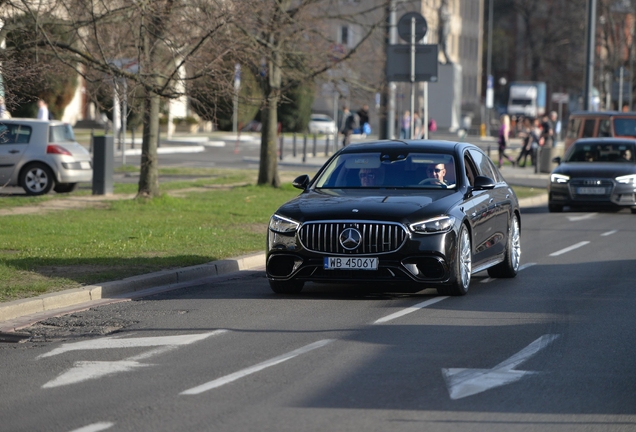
613, 118, 636, 137
49, 124, 76, 143
0, 123, 32, 144
314, 152, 457, 189
567, 142, 635, 162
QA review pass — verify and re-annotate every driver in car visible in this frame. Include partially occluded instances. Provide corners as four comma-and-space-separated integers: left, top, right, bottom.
421, 162, 450, 187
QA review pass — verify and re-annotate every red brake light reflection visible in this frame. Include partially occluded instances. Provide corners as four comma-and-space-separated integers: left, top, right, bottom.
46, 144, 72, 156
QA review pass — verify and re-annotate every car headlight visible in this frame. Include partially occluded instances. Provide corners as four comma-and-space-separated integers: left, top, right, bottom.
409, 215, 455, 234
269, 214, 300, 233
550, 173, 570, 184
615, 174, 636, 184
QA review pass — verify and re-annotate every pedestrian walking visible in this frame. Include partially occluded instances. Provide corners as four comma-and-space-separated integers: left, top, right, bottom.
0, 96, 8, 119
541, 114, 554, 149
36, 99, 49, 120
399, 110, 410, 139
497, 114, 516, 168
413, 112, 422, 139
340, 106, 358, 146
516, 117, 533, 168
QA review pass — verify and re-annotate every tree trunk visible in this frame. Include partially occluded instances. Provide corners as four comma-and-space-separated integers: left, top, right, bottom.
138, 89, 160, 197
258, 52, 282, 187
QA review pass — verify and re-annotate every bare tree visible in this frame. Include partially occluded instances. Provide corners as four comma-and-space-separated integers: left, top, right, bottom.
234, 0, 386, 187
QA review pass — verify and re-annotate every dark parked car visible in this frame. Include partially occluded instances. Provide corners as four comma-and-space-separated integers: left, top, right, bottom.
266, 140, 521, 296
548, 138, 636, 213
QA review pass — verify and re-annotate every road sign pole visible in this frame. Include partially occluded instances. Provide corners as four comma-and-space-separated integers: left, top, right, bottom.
423, 34, 429, 139
410, 17, 416, 139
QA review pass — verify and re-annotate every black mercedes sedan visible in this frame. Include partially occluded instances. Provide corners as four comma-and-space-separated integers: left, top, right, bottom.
266, 140, 521, 296
548, 138, 636, 213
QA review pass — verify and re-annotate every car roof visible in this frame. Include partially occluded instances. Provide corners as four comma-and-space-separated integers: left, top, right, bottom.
310, 114, 331, 118
338, 139, 470, 154
569, 111, 636, 117
574, 137, 636, 145
0, 118, 67, 126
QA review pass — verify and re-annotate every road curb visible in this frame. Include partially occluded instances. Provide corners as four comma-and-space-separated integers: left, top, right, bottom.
0, 252, 265, 329
0, 196, 547, 330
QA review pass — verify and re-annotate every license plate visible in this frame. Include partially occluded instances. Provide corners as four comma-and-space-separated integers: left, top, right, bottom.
80, 161, 91, 169
324, 257, 378, 270
577, 187, 606, 195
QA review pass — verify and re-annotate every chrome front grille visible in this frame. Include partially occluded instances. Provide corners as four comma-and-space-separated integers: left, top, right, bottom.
299, 221, 408, 255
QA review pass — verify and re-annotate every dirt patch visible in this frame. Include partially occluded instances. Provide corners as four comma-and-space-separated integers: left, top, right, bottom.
0, 194, 135, 216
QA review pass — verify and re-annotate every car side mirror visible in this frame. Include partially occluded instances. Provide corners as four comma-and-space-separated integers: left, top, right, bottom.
292, 174, 310, 190
472, 175, 496, 190
552, 156, 562, 165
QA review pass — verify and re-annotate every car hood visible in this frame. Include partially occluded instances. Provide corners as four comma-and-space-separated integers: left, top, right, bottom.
554, 162, 636, 178
276, 189, 459, 223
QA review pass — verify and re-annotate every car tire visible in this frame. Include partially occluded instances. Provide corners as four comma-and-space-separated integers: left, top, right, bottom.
548, 203, 563, 212
631, 207, 636, 214
21, 163, 54, 196
438, 224, 471, 296
269, 279, 304, 294
53, 182, 78, 193
487, 214, 520, 278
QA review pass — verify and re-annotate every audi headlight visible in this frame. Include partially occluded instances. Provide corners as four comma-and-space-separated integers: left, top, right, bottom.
550, 173, 570, 184
616, 174, 636, 184
269, 214, 300, 233
410, 215, 455, 234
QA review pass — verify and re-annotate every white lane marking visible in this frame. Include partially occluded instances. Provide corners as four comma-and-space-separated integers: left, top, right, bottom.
442, 334, 560, 400
38, 330, 227, 359
567, 213, 597, 222
181, 339, 334, 395
41, 331, 227, 388
549, 241, 590, 257
601, 230, 618, 237
373, 297, 449, 325
68, 422, 114, 432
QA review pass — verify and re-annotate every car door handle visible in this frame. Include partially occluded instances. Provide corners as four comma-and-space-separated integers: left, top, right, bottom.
8, 150, 20, 154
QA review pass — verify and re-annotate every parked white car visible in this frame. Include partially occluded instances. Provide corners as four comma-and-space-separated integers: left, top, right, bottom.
0, 119, 92, 195
308, 114, 337, 135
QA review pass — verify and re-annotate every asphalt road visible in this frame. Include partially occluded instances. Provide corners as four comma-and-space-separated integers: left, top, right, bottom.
1, 207, 635, 432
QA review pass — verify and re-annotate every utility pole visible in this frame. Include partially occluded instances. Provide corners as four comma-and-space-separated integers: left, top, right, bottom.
583, 0, 597, 110
387, 0, 397, 139
485, 0, 494, 136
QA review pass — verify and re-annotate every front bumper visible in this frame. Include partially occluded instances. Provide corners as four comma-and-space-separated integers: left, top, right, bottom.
549, 179, 636, 208
266, 226, 458, 286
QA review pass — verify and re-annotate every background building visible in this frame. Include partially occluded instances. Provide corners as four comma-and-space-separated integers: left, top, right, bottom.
312, 0, 484, 136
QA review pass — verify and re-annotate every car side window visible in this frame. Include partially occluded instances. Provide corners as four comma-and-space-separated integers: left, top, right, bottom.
0, 123, 32, 145
463, 154, 478, 187
566, 118, 581, 139
598, 119, 611, 137
582, 119, 596, 138
467, 148, 497, 181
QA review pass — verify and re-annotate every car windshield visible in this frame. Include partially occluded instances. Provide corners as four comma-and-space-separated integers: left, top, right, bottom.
613, 118, 636, 137
567, 142, 635, 163
49, 124, 76, 143
311, 116, 331, 122
314, 152, 457, 189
